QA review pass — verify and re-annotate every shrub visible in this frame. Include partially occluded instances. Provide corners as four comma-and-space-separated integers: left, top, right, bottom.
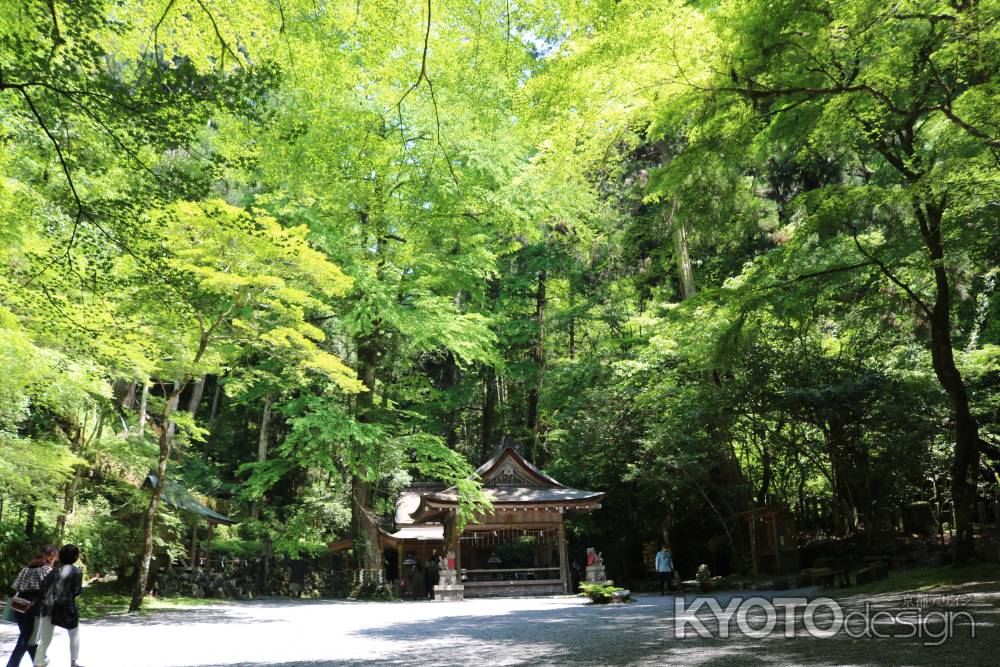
578, 581, 631, 604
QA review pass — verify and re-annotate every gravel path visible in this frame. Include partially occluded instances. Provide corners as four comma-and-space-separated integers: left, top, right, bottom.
2, 586, 997, 666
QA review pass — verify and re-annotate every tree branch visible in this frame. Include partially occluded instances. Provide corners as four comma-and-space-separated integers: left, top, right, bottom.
848, 225, 933, 319
394, 0, 459, 187
18, 87, 83, 253
192, 0, 246, 71
757, 261, 875, 291
930, 104, 1000, 149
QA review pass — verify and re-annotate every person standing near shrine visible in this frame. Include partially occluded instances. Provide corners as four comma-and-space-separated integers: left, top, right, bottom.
655, 545, 674, 595
411, 559, 426, 599
424, 549, 439, 599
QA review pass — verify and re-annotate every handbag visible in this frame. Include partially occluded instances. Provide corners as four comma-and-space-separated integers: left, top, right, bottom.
51, 600, 79, 630
1, 597, 16, 624
11, 594, 33, 613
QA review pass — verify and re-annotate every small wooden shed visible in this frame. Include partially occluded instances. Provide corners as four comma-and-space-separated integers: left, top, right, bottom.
737, 506, 799, 576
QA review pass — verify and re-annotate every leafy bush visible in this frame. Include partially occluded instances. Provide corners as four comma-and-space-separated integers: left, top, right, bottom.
578, 581, 631, 604
208, 538, 262, 560
64, 495, 139, 576
0, 519, 49, 587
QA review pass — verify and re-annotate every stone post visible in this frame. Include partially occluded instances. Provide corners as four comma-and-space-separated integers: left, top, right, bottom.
434, 550, 464, 601
584, 547, 608, 584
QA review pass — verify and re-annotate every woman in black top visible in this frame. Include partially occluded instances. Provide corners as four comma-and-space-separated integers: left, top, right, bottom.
31, 545, 83, 667
5, 545, 57, 667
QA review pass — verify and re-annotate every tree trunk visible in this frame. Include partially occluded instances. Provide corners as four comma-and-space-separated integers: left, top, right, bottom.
526, 269, 546, 459
480, 278, 501, 459
122, 382, 137, 409
187, 374, 208, 417
130, 380, 185, 612
824, 414, 866, 536
24, 504, 35, 538
209, 377, 223, 423
350, 333, 388, 594
257, 395, 272, 463
481, 366, 497, 460
919, 203, 982, 561
757, 437, 772, 507
137, 381, 149, 435
440, 353, 460, 449
56, 422, 91, 539
165, 381, 181, 442
251, 395, 273, 520
351, 476, 384, 571
668, 201, 696, 299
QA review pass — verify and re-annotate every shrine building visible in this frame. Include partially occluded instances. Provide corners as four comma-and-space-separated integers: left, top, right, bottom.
382, 436, 604, 598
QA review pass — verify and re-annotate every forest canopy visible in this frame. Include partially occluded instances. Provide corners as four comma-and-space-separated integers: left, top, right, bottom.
0, 0, 997, 606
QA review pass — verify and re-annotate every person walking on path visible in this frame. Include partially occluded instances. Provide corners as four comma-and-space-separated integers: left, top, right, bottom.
655, 545, 674, 595
5, 546, 58, 667
32, 545, 83, 667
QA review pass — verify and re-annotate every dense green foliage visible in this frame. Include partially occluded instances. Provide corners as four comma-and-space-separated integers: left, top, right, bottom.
1, 0, 997, 604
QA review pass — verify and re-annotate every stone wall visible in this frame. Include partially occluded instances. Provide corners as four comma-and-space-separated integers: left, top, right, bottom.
154, 554, 353, 599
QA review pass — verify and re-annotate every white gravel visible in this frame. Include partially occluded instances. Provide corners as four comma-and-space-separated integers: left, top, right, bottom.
2, 589, 996, 666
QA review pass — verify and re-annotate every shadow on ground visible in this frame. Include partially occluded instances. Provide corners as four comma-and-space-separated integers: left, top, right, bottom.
184, 589, 1000, 667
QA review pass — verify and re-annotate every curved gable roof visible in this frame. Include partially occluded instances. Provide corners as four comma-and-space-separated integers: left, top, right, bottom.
409, 437, 604, 522
476, 440, 565, 489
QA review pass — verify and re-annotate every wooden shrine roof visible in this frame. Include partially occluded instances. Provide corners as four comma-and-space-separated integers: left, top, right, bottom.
409, 437, 603, 523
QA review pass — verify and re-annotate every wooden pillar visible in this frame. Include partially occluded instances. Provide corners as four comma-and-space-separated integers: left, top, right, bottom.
189, 523, 198, 569
558, 521, 569, 593
396, 542, 404, 595
771, 515, 780, 574
452, 511, 462, 572
206, 522, 215, 568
